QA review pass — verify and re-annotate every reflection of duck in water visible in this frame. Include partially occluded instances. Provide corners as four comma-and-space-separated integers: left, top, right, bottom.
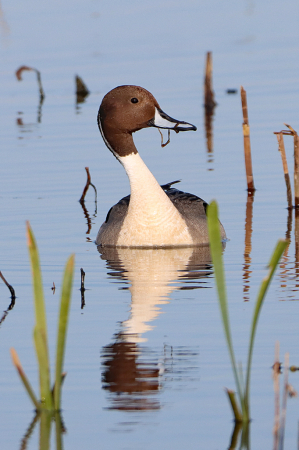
100, 245, 218, 411
96, 85, 226, 247
101, 337, 161, 411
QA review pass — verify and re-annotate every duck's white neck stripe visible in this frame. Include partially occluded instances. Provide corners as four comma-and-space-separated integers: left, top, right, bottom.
98, 117, 119, 160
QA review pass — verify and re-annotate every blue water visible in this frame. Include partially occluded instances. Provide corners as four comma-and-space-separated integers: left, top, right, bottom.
1, 0, 299, 448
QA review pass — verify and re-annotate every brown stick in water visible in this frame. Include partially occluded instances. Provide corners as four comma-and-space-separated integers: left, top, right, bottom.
204, 52, 216, 112
0, 271, 16, 301
284, 125, 299, 208
79, 167, 97, 204
276, 132, 292, 209
80, 268, 86, 309
241, 86, 255, 192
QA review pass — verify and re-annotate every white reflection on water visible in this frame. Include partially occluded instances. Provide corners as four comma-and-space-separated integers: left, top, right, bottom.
99, 246, 214, 342
99, 245, 214, 412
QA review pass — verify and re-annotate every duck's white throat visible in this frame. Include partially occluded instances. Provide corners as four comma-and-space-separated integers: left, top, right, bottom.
117, 153, 193, 247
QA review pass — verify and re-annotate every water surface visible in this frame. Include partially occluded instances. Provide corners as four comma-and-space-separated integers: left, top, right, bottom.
1, 0, 299, 448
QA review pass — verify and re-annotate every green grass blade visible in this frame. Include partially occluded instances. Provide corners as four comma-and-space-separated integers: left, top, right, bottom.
27, 222, 48, 332
54, 254, 75, 410
27, 222, 53, 410
33, 328, 53, 409
244, 239, 288, 411
10, 348, 40, 410
207, 201, 245, 416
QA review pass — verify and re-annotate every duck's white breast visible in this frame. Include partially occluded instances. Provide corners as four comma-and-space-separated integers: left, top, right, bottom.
116, 153, 193, 247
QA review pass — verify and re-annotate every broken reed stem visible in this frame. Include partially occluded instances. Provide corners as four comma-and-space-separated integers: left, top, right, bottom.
79, 167, 97, 204
80, 268, 85, 309
15, 66, 45, 101
276, 133, 293, 209
279, 124, 299, 208
75, 75, 89, 97
80, 167, 91, 203
204, 51, 216, 112
294, 133, 299, 208
273, 342, 280, 450
0, 271, 16, 301
226, 389, 243, 423
80, 268, 85, 292
241, 86, 255, 192
35, 70, 45, 101
0, 295, 16, 327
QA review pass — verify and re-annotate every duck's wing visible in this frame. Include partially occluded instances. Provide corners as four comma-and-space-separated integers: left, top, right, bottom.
162, 184, 208, 217
104, 194, 130, 224
162, 183, 212, 244
96, 195, 131, 246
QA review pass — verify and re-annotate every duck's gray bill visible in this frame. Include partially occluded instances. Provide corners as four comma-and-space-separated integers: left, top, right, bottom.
148, 107, 197, 132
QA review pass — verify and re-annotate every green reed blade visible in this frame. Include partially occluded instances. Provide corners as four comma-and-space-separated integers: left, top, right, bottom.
27, 222, 52, 410
26, 222, 47, 332
10, 348, 40, 410
54, 254, 75, 410
207, 201, 244, 417
244, 239, 288, 413
33, 328, 53, 409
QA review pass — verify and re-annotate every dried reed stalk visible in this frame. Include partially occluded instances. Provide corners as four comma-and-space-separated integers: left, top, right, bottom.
15, 65, 45, 100
75, 75, 89, 103
80, 268, 86, 309
295, 209, 299, 268
241, 86, 255, 192
204, 52, 216, 112
292, 130, 299, 207
243, 192, 255, 301
0, 270, 16, 300
277, 124, 299, 207
276, 133, 292, 209
79, 167, 97, 204
75, 75, 89, 97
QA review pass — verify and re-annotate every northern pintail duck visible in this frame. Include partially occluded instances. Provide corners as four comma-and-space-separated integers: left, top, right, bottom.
96, 85, 226, 247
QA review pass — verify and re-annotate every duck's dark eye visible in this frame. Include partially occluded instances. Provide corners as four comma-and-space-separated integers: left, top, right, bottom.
131, 97, 138, 104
